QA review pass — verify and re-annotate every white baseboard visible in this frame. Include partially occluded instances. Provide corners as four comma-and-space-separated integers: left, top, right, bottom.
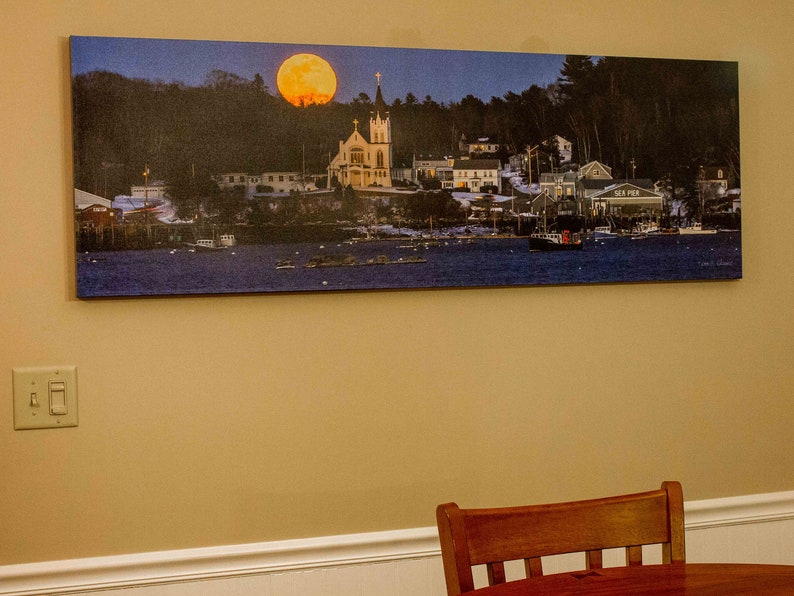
2, 490, 793, 596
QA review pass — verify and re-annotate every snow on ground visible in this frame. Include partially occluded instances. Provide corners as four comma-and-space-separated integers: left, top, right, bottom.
113, 195, 190, 223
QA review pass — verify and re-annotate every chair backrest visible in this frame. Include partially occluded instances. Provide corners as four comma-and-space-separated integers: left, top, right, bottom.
436, 481, 685, 596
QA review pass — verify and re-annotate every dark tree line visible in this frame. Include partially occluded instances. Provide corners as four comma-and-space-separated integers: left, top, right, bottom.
73, 55, 739, 216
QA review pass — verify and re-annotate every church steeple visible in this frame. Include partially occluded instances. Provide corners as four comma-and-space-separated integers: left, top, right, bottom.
369, 72, 392, 185
373, 71, 388, 118
370, 72, 391, 146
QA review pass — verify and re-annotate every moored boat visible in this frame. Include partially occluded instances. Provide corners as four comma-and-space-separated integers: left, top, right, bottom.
678, 222, 717, 235
186, 238, 227, 251
219, 233, 237, 247
594, 225, 619, 239
529, 229, 583, 251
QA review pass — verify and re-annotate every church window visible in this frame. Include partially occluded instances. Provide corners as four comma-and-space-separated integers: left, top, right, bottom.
377, 150, 384, 167
351, 148, 364, 164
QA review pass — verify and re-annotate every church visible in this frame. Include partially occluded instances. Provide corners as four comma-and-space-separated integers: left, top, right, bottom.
327, 73, 393, 189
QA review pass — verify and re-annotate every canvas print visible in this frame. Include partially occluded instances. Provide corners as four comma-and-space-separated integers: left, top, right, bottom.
71, 36, 741, 297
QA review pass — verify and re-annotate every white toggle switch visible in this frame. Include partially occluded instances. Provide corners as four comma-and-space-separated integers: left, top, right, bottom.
12, 366, 78, 429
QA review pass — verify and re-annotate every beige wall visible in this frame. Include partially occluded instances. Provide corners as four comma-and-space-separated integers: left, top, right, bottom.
1, 0, 792, 566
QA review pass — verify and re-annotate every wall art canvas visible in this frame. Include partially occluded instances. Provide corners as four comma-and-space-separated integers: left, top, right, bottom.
71, 36, 741, 297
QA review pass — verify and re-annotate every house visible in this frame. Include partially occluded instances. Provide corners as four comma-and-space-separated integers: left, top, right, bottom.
459, 135, 500, 156
539, 171, 578, 203
413, 156, 454, 188
552, 134, 573, 163
579, 160, 613, 180
130, 180, 168, 200
452, 158, 501, 192
327, 73, 393, 188
699, 166, 730, 190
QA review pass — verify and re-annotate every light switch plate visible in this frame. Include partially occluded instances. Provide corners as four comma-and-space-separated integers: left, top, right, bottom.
13, 366, 78, 429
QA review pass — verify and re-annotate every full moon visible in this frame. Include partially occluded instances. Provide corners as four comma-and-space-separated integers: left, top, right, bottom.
277, 53, 337, 107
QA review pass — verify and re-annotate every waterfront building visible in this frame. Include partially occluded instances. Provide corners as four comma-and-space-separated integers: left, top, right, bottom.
77, 203, 121, 227
327, 73, 393, 189
589, 181, 664, 217
74, 188, 112, 210
130, 180, 168, 200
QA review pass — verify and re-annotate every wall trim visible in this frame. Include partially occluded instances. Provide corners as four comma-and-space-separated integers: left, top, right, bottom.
2, 490, 793, 595
684, 489, 794, 529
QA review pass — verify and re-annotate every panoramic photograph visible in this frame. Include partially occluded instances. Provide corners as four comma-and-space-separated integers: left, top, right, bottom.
71, 36, 741, 297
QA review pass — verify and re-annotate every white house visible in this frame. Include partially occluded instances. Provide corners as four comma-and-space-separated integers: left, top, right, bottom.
452, 159, 501, 192
552, 135, 573, 163
130, 180, 168, 200
460, 135, 500, 156
413, 157, 454, 188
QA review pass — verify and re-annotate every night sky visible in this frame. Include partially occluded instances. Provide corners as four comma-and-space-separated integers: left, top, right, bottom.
70, 36, 567, 105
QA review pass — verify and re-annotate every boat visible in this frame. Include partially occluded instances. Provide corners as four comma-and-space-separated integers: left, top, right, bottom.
529, 229, 583, 251
219, 233, 237, 247
275, 259, 295, 270
678, 222, 717, 235
594, 216, 621, 239
186, 238, 227, 251
632, 221, 660, 236
594, 225, 620, 239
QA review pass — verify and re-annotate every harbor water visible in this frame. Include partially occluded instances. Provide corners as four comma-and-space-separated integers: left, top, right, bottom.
77, 232, 742, 297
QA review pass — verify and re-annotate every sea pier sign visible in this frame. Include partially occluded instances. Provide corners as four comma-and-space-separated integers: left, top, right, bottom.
591, 183, 665, 213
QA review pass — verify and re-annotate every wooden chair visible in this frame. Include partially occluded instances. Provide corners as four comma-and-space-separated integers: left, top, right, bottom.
436, 481, 685, 596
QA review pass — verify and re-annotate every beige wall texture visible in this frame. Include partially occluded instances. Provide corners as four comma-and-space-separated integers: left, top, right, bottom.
1, 0, 792, 566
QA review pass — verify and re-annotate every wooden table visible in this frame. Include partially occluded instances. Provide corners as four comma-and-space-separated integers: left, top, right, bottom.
466, 563, 794, 595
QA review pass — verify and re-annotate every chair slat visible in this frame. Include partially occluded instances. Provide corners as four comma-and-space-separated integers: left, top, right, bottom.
487, 561, 506, 585
627, 545, 643, 566
525, 557, 543, 578
587, 549, 603, 569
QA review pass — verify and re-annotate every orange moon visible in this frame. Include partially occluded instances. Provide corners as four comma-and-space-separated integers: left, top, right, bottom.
277, 53, 337, 107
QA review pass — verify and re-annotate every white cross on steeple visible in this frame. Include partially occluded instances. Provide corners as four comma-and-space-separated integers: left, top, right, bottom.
376, 72, 382, 85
